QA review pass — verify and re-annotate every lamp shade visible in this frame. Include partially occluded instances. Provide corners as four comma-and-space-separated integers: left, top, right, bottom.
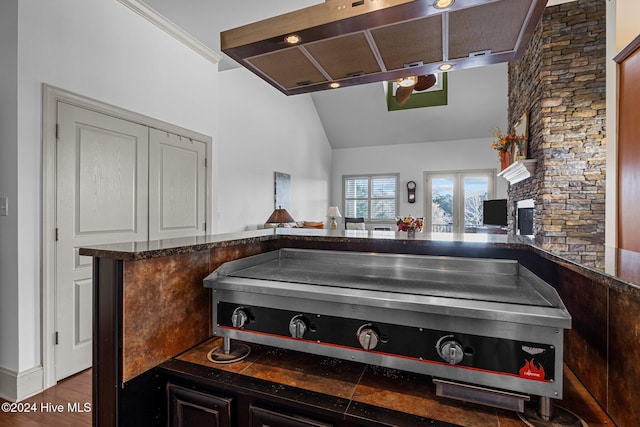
327, 206, 342, 218
266, 206, 295, 225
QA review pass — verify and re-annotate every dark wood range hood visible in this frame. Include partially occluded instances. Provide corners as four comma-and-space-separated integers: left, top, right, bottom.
221, 0, 548, 95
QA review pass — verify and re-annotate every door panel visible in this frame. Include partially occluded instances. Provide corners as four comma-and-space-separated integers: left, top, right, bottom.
463, 175, 490, 230
618, 45, 640, 251
76, 126, 140, 234
74, 278, 93, 345
249, 405, 333, 427
167, 384, 233, 427
56, 102, 149, 380
149, 129, 207, 240
428, 175, 455, 233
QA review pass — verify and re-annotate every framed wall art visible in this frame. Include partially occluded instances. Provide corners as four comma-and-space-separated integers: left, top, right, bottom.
274, 172, 291, 210
513, 112, 529, 160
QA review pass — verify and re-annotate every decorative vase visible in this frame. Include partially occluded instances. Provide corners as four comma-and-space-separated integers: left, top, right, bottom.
407, 230, 415, 238
500, 150, 511, 171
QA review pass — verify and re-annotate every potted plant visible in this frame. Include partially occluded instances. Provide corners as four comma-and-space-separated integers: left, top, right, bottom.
396, 216, 424, 238
491, 126, 523, 170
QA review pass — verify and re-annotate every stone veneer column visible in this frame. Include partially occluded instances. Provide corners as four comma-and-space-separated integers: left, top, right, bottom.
507, 0, 606, 269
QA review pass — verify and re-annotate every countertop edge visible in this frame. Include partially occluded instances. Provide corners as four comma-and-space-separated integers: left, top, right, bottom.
78, 229, 640, 293
78, 230, 527, 260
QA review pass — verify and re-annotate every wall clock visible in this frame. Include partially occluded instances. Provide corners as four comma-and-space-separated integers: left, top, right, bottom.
407, 181, 416, 203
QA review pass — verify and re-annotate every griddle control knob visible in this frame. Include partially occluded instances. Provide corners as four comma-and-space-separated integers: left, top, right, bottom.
231, 307, 249, 328
289, 315, 309, 339
436, 336, 464, 365
357, 324, 380, 350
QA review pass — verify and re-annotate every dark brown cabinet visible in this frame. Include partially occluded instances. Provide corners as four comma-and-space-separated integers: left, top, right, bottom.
167, 384, 233, 427
159, 366, 452, 427
165, 382, 337, 427
249, 405, 334, 427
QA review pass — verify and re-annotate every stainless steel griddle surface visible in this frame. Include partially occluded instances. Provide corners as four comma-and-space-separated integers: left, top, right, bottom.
223, 250, 553, 308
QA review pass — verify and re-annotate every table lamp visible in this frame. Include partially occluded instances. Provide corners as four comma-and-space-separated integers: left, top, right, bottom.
327, 206, 342, 230
265, 206, 295, 227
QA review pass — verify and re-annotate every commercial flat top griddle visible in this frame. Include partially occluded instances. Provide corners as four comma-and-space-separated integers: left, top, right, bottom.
204, 249, 571, 415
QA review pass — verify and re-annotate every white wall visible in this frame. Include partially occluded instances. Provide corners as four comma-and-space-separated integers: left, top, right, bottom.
0, 0, 333, 401
331, 138, 508, 227
0, 0, 218, 399
0, 0, 20, 384
215, 68, 332, 231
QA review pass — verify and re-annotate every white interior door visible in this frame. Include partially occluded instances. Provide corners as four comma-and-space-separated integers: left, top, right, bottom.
55, 102, 149, 381
148, 128, 207, 240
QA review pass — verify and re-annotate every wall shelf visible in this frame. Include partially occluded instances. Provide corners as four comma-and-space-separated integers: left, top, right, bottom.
497, 159, 537, 184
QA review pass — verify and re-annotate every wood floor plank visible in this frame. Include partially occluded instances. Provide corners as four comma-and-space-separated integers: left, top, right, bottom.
0, 370, 91, 427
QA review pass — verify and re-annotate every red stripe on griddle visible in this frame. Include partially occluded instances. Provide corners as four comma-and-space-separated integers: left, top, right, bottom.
216, 326, 552, 383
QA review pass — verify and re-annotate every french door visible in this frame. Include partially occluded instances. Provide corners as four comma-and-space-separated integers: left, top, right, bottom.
55, 102, 207, 381
425, 170, 496, 234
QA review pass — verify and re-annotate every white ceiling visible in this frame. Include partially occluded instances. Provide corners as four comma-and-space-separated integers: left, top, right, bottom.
142, 0, 512, 148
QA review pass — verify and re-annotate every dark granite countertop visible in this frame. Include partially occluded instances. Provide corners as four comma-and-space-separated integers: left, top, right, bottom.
79, 228, 640, 290
160, 337, 614, 427
78, 228, 279, 260
78, 228, 528, 260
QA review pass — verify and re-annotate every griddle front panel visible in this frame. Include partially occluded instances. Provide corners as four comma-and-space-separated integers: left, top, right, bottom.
217, 302, 557, 382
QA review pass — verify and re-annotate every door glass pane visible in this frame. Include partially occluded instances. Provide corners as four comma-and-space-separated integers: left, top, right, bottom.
431, 177, 454, 232
463, 176, 489, 229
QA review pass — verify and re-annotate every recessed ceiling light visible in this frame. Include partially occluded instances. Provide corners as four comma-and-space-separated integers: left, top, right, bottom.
397, 76, 418, 87
284, 34, 301, 45
438, 63, 453, 71
433, 0, 455, 9
329, 82, 340, 89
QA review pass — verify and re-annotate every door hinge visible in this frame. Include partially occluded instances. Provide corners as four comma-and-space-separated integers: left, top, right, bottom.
204, 157, 207, 168
55, 123, 60, 139
55, 228, 59, 241
203, 222, 207, 232
55, 331, 59, 345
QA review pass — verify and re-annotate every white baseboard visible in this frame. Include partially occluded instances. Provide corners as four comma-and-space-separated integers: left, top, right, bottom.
0, 365, 44, 402
0, 366, 15, 401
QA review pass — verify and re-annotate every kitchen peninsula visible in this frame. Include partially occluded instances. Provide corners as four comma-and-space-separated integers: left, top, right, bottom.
81, 229, 639, 426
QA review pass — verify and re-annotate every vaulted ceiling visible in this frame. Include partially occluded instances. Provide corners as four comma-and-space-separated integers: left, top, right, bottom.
140, 0, 569, 148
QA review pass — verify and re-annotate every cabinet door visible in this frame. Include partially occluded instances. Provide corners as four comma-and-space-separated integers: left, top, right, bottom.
167, 384, 233, 427
250, 405, 333, 427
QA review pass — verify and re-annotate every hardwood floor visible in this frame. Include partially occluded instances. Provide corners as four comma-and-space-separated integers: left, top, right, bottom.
0, 369, 91, 427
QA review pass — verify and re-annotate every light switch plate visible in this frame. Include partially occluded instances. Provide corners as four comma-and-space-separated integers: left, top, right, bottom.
0, 197, 8, 216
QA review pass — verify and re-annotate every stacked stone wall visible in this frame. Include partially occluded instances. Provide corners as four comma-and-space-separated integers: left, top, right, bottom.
507, 0, 606, 269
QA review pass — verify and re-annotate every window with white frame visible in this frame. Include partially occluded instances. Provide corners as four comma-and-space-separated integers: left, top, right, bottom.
343, 174, 399, 220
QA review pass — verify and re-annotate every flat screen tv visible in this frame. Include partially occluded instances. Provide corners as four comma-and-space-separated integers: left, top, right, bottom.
483, 199, 507, 226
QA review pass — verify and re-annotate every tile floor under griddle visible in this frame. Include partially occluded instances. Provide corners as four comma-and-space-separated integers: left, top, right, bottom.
177, 337, 615, 427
